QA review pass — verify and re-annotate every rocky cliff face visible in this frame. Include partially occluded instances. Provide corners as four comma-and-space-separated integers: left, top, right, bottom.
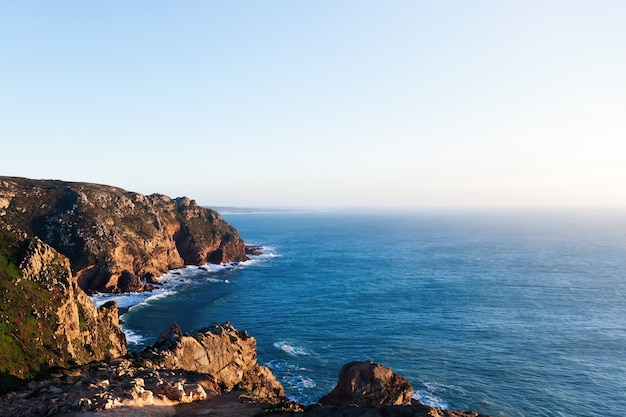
0, 223, 126, 389
0, 176, 248, 293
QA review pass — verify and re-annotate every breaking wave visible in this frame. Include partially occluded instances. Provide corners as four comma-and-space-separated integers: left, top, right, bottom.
266, 359, 317, 404
89, 253, 275, 345
412, 381, 455, 409
274, 341, 311, 356
122, 328, 145, 346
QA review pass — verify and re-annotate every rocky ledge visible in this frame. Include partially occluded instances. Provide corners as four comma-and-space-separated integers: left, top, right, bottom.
0, 322, 286, 416
0, 176, 248, 293
0, 327, 491, 417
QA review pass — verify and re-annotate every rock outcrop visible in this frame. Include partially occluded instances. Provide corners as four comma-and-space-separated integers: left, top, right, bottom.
0, 322, 286, 416
0, 176, 248, 293
0, 357, 223, 416
319, 361, 413, 407
0, 222, 126, 389
145, 322, 285, 401
296, 361, 492, 417
0, 346, 489, 417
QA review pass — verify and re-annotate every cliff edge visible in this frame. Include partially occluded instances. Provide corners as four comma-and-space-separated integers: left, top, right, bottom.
0, 176, 248, 293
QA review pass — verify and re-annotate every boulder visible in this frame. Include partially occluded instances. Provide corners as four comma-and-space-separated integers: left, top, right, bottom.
319, 361, 413, 406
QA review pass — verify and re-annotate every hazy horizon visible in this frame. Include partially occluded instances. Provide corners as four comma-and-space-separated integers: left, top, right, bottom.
2, 1, 625, 209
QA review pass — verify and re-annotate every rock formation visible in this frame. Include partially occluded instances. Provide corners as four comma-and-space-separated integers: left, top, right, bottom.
319, 361, 413, 407
145, 321, 285, 401
297, 361, 492, 417
0, 322, 286, 416
0, 176, 248, 293
0, 222, 126, 389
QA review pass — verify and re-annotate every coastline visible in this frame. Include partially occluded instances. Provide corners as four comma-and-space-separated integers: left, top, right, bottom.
91, 249, 274, 349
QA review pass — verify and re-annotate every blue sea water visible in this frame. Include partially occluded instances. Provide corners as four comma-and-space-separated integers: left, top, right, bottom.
96, 209, 626, 417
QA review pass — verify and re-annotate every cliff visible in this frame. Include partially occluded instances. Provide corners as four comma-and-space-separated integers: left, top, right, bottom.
0, 176, 248, 293
0, 222, 126, 390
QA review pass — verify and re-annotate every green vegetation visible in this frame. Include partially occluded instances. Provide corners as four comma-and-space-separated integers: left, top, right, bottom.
78, 305, 89, 331
255, 401, 305, 416
0, 226, 70, 392
0, 227, 21, 279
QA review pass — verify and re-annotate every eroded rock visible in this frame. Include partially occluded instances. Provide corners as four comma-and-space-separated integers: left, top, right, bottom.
147, 322, 285, 402
319, 361, 413, 406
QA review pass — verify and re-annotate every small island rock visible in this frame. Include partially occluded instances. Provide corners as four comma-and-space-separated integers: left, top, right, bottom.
319, 360, 413, 407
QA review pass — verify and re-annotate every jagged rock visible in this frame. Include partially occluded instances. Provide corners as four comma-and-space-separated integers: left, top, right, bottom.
0, 176, 248, 293
319, 361, 413, 406
148, 322, 285, 402
154, 322, 184, 350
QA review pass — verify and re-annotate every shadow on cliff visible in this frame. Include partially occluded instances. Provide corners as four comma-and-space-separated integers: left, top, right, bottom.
0, 372, 23, 394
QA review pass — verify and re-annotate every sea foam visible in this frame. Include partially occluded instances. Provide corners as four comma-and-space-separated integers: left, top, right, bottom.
274, 341, 311, 356
266, 359, 317, 404
89, 254, 270, 345
413, 382, 451, 409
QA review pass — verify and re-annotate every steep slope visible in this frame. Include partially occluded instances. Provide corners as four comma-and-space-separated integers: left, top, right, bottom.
0, 222, 126, 391
0, 177, 248, 293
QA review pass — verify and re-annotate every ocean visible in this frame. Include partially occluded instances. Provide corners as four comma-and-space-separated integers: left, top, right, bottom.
93, 209, 626, 417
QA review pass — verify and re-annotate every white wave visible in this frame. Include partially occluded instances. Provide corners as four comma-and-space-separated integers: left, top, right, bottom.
247, 245, 281, 259
195, 263, 228, 273
134, 289, 176, 307
283, 375, 316, 390
92, 287, 177, 310
265, 360, 316, 404
122, 328, 145, 346
89, 255, 257, 311
413, 382, 449, 409
274, 341, 311, 356
260, 252, 281, 258
265, 359, 308, 372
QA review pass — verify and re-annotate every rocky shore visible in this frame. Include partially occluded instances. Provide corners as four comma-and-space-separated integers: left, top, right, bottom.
0, 322, 285, 416
0, 323, 491, 417
0, 177, 493, 416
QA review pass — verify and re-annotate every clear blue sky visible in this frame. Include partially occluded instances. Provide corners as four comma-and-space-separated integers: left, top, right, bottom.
2, 1, 625, 208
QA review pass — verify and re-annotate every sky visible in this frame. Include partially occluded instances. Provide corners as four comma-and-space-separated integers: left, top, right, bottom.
1, 1, 625, 209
